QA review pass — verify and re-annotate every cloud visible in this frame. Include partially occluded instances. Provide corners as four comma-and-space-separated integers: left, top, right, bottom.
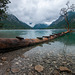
8, 0, 75, 26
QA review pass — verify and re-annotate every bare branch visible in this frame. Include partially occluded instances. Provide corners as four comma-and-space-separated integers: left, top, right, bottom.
66, 1, 69, 9
60, 8, 67, 16
70, 4, 75, 11
60, 1, 75, 31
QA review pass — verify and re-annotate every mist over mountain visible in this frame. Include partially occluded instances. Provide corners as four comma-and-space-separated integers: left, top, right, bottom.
33, 24, 48, 29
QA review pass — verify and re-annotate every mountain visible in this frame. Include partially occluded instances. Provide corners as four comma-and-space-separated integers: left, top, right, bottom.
48, 11, 75, 29
0, 14, 32, 29
33, 24, 48, 29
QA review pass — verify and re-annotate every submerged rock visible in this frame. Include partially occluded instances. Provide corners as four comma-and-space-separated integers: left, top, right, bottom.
35, 65, 44, 72
59, 66, 71, 73
1, 57, 7, 61
45, 60, 50, 64
28, 72, 33, 75
11, 68, 20, 73
7, 68, 10, 72
15, 62, 19, 65
0, 63, 3, 65
53, 70, 59, 75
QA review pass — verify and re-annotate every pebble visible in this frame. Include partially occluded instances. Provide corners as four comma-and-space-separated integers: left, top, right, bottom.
62, 62, 67, 64
1, 57, 7, 61
53, 70, 60, 75
35, 65, 44, 72
21, 55, 25, 58
27, 58, 30, 60
45, 60, 50, 64
59, 66, 71, 73
11, 68, 20, 73
23, 73, 26, 75
29, 64, 32, 67
21, 67, 26, 70
28, 72, 33, 75
18, 60, 22, 63
7, 68, 10, 72
0, 50, 75, 75
0, 63, 3, 65
15, 62, 19, 65
53, 61, 57, 64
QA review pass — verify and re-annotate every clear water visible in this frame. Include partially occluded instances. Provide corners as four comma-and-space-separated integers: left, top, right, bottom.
0, 29, 75, 74
0, 29, 66, 38
0, 29, 75, 55
24, 32, 75, 57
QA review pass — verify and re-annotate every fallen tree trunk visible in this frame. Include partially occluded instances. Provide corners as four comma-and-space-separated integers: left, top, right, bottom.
0, 30, 70, 52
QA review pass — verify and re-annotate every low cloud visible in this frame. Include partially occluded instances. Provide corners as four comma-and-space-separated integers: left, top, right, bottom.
8, 0, 75, 26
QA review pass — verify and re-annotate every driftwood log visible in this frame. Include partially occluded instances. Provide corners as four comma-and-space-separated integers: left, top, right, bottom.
0, 31, 70, 52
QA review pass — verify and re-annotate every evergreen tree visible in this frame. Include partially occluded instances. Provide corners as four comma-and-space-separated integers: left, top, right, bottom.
0, 0, 10, 28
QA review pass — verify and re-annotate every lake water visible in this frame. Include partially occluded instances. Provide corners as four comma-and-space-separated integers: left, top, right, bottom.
0, 29, 66, 38
23, 29, 75, 57
0, 29, 75, 55
0, 29, 75, 74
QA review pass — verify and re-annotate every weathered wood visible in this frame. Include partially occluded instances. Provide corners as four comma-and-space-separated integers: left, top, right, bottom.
0, 30, 70, 52
37, 37, 43, 40
16, 36, 24, 40
43, 36, 50, 38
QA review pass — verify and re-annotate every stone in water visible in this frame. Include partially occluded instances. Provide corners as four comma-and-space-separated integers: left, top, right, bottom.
35, 65, 44, 72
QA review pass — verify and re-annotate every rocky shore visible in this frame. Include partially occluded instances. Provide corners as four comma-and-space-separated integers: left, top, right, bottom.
0, 45, 75, 75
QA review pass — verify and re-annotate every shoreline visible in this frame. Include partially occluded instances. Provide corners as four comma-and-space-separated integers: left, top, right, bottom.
0, 46, 75, 75
0, 31, 75, 75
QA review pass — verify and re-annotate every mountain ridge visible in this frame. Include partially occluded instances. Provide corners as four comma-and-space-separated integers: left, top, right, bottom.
0, 14, 32, 29
48, 11, 75, 29
33, 23, 48, 29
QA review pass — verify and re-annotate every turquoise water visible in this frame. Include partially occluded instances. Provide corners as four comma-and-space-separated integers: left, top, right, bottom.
0, 29, 75, 75
0, 29, 66, 38
0, 29, 75, 55
24, 32, 75, 57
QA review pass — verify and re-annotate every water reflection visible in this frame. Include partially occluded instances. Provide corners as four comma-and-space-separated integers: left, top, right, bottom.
0, 29, 75, 75
0, 29, 75, 56
0, 30, 28, 38
0, 29, 52, 38
52, 29, 66, 34
55, 32, 75, 45
20, 29, 52, 39
24, 41, 75, 59
23, 32, 75, 58
0, 29, 68, 38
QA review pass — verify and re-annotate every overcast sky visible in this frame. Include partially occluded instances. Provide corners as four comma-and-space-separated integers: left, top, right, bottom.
8, 0, 75, 26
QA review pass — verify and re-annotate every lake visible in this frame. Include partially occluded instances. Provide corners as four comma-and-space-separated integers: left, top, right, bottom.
0, 29, 66, 38
0, 29, 75, 74
0, 29, 75, 55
